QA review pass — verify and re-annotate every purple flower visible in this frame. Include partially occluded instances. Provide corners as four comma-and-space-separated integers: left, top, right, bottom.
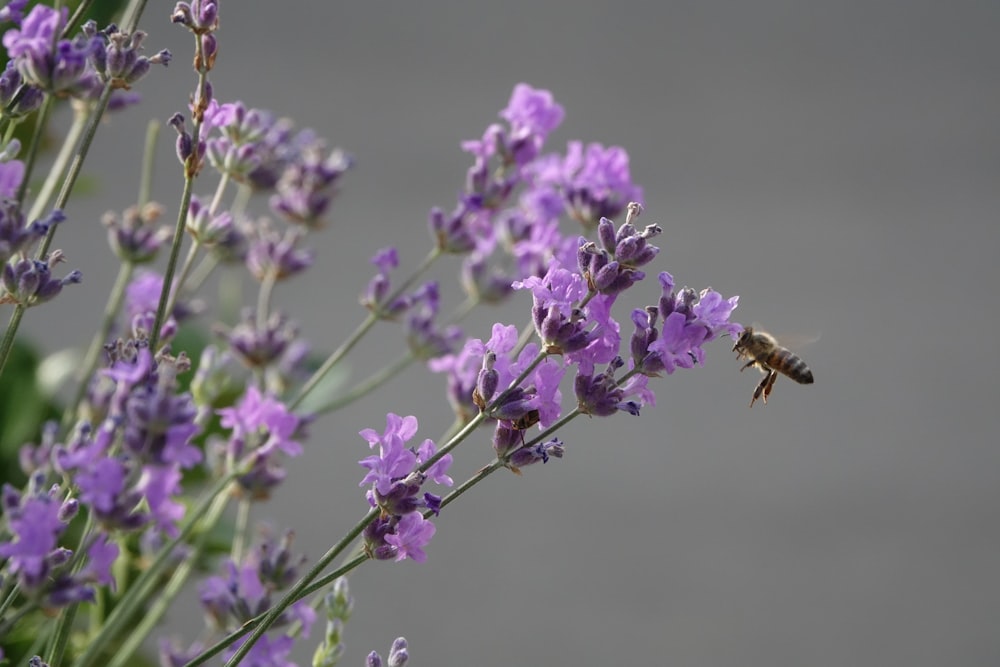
0, 484, 66, 588
217, 387, 303, 500
84, 533, 119, 590
269, 141, 352, 228
557, 142, 643, 228
245, 220, 313, 282
508, 437, 565, 470
171, 0, 220, 34
223, 308, 300, 370
219, 386, 302, 458
358, 414, 420, 497
3, 5, 101, 95
404, 282, 464, 361
0, 0, 29, 24
103, 203, 171, 263
633, 272, 739, 375
185, 195, 245, 254
384, 512, 436, 562
0, 61, 43, 117
0, 202, 60, 264
86, 24, 170, 89
514, 263, 596, 354
499, 83, 565, 167
1, 248, 81, 307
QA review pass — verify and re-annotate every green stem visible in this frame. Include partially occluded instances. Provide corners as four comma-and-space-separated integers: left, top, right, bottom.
149, 54, 210, 352
0, 304, 26, 379
315, 353, 415, 415
163, 238, 202, 319
0, 85, 114, 379
183, 553, 368, 667
232, 497, 251, 563
15, 93, 54, 205
221, 509, 379, 666
289, 312, 377, 411
27, 103, 86, 222
37, 84, 115, 259
73, 473, 237, 667
138, 119, 160, 208
62, 261, 135, 431
290, 247, 442, 411
105, 491, 231, 667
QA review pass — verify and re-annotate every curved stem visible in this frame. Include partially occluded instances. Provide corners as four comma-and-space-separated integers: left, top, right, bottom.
315, 352, 415, 416
62, 261, 134, 431
220, 509, 379, 667
27, 103, 86, 222
149, 52, 210, 352
105, 490, 231, 667
16, 94, 54, 205
73, 473, 237, 667
183, 553, 368, 667
289, 312, 377, 411
232, 497, 251, 563
138, 119, 160, 208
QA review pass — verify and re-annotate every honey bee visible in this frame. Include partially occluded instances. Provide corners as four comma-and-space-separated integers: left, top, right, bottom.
732, 327, 814, 407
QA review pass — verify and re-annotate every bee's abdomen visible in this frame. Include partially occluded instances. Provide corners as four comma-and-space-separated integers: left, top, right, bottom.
765, 348, 814, 384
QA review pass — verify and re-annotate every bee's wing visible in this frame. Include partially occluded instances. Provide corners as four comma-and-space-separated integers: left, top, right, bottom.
750, 323, 820, 350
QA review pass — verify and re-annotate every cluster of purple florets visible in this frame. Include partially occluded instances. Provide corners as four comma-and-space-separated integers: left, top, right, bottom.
0, 1, 742, 665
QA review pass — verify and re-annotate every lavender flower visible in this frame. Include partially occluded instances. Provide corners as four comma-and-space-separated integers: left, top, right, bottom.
2, 5, 101, 96
0, 478, 116, 608
1, 248, 81, 307
269, 140, 352, 228
631, 272, 740, 376
245, 219, 314, 282
367, 637, 410, 667
196, 529, 315, 665
499, 83, 565, 167
513, 262, 595, 355
0, 0, 28, 24
359, 414, 452, 560
103, 203, 171, 263
217, 386, 303, 499
222, 308, 300, 370
557, 141, 644, 228
84, 23, 171, 89
0, 60, 43, 118
0, 203, 61, 264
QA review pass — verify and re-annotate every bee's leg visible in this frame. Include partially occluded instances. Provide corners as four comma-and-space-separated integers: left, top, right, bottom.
750, 370, 776, 407
740, 360, 756, 373
762, 370, 778, 403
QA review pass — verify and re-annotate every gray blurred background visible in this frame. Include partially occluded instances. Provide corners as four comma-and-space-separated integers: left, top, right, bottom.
21, 1, 1000, 665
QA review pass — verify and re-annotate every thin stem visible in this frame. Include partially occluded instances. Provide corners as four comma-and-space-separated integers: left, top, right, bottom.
0, 304, 27, 379
290, 312, 377, 411
37, 84, 115, 258
163, 238, 202, 319
138, 119, 160, 208
27, 103, 86, 221
315, 353, 415, 415
105, 491, 231, 667
0, 86, 114, 379
149, 52, 210, 352
232, 497, 251, 563
15, 94, 54, 205
183, 554, 369, 667
73, 473, 237, 667
221, 509, 379, 666
420, 348, 550, 473
289, 247, 442, 411
62, 261, 135, 431
256, 270, 277, 330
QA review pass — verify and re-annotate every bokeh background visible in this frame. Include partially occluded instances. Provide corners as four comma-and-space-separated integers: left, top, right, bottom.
18, 1, 1000, 665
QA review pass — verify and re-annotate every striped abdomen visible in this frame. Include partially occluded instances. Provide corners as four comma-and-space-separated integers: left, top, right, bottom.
764, 347, 814, 384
